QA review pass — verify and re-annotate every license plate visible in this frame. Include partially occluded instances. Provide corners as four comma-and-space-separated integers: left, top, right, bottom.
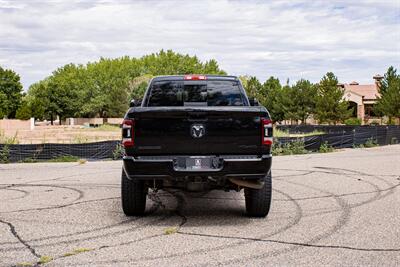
185, 157, 212, 169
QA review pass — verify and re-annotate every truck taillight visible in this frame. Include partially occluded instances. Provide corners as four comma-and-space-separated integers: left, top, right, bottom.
184, 75, 206, 80
261, 118, 273, 145
122, 119, 134, 147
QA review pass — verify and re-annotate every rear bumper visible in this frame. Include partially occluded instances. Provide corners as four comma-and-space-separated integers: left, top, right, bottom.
123, 155, 272, 181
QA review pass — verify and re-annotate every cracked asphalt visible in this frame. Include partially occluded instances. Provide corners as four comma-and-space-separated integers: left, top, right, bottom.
1, 145, 400, 266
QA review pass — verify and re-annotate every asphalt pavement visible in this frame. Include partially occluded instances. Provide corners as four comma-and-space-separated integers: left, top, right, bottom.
1, 145, 399, 266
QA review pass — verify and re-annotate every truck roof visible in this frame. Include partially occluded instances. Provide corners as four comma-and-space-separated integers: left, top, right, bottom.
152, 75, 239, 81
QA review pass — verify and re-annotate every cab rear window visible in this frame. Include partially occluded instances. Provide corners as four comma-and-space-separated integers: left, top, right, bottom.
147, 80, 245, 107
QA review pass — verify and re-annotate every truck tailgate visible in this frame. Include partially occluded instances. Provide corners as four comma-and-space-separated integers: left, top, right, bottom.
127, 107, 266, 155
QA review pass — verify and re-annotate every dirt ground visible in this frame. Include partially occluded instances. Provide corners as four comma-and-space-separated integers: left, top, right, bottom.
1, 125, 120, 144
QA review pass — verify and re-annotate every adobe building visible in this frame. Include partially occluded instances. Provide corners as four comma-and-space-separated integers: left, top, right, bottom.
341, 74, 383, 125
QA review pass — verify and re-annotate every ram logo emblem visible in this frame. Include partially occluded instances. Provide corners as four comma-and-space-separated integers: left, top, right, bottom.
191, 124, 205, 138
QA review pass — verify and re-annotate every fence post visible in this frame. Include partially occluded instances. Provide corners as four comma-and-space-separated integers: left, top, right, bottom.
341, 130, 344, 148
30, 118, 35, 131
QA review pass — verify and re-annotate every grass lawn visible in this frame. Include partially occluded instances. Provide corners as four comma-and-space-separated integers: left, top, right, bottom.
274, 128, 325, 138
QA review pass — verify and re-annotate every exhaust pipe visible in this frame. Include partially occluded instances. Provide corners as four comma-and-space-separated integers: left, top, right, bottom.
229, 178, 264, 189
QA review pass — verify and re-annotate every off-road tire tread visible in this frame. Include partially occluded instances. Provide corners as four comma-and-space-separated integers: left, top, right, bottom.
244, 172, 272, 217
121, 169, 147, 216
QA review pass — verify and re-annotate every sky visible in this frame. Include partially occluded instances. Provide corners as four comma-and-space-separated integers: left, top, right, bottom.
0, 0, 399, 90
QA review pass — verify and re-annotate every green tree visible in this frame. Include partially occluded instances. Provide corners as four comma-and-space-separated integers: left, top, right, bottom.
46, 64, 86, 123
25, 50, 227, 119
140, 50, 226, 75
0, 92, 7, 118
26, 80, 50, 120
26, 78, 57, 123
375, 66, 400, 124
128, 74, 153, 102
261, 77, 286, 123
0, 66, 23, 118
286, 79, 317, 124
15, 95, 31, 120
80, 58, 134, 118
241, 76, 262, 100
315, 72, 352, 124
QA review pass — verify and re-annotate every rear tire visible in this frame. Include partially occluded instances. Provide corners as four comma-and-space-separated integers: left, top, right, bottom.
244, 171, 272, 217
121, 169, 147, 216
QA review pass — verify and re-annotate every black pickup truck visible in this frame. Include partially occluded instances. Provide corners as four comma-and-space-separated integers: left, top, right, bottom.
121, 75, 273, 217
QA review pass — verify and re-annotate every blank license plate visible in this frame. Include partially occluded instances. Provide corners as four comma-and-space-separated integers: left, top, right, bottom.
185, 157, 212, 169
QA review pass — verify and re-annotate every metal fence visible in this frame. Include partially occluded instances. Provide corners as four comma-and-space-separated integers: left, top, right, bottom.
276, 125, 400, 150
1, 126, 399, 163
0, 141, 120, 163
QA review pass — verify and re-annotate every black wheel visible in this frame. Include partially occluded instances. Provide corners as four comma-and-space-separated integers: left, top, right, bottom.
244, 171, 272, 217
121, 169, 147, 216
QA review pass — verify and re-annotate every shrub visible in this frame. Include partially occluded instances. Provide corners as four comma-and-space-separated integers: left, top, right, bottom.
272, 142, 284, 156
20, 157, 38, 163
319, 142, 335, 153
344, 118, 362, 125
112, 143, 124, 160
369, 120, 380, 126
288, 140, 308, 155
353, 143, 364, 149
273, 140, 307, 155
0, 144, 10, 163
364, 138, 378, 148
0, 130, 19, 144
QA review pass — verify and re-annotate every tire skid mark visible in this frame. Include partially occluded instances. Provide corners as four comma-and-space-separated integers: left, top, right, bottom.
0, 196, 119, 215
230, 165, 398, 262
0, 197, 121, 246
314, 168, 398, 210
314, 166, 398, 205
0, 188, 30, 201
176, 231, 400, 252
214, 178, 351, 266
273, 183, 400, 202
38, 194, 170, 265
0, 194, 169, 252
131, 188, 303, 263
275, 167, 398, 212
0, 184, 84, 214
1, 190, 163, 247
2, 163, 399, 265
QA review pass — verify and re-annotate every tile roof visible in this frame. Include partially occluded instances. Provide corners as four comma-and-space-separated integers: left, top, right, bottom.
344, 83, 379, 100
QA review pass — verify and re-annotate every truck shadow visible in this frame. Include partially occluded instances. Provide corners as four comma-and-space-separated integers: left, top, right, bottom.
144, 189, 254, 227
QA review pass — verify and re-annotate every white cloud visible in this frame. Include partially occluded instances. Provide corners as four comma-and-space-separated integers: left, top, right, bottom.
0, 0, 399, 89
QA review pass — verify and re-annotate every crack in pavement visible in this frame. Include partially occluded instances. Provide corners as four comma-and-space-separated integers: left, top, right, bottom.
164, 189, 187, 228
176, 231, 400, 252
129, 188, 304, 264
40, 191, 170, 266
0, 219, 41, 258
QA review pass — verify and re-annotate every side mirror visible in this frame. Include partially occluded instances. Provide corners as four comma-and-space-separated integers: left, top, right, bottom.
249, 97, 259, 106
130, 99, 142, 107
